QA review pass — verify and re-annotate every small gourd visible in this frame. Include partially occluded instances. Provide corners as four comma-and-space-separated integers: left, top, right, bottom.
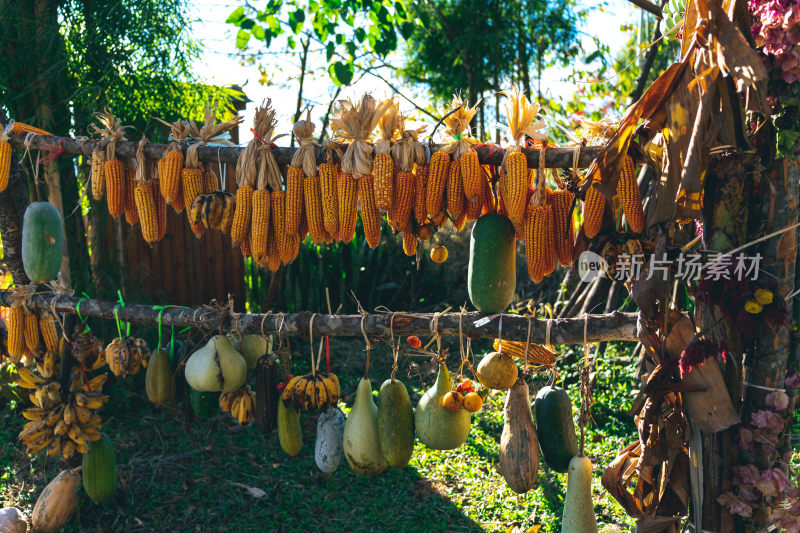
343, 378, 387, 475
82, 434, 117, 503
476, 350, 518, 390
145, 347, 173, 406
561, 455, 599, 533
315, 407, 345, 473
377, 378, 414, 468
415, 365, 471, 450
278, 399, 302, 457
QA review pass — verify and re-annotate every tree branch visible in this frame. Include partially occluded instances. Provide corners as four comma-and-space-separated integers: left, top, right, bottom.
626, 0, 663, 18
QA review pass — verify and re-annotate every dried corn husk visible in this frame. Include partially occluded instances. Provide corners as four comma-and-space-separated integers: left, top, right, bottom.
499, 86, 546, 174
290, 109, 319, 177
440, 95, 480, 160
390, 114, 427, 173
374, 99, 401, 156
89, 108, 128, 161
331, 94, 393, 179
184, 102, 243, 170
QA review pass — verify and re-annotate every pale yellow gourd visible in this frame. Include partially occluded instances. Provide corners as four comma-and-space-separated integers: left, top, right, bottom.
561, 455, 598, 533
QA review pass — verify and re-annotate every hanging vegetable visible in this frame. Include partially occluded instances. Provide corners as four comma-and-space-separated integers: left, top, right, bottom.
373, 99, 401, 212
154, 119, 189, 209
90, 109, 128, 218
440, 95, 482, 216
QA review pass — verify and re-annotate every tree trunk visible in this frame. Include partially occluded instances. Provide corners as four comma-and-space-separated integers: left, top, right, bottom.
291, 34, 311, 148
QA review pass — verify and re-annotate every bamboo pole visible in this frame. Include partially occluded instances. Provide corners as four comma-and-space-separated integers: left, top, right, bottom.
0, 290, 639, 344
7, 132, 603, 169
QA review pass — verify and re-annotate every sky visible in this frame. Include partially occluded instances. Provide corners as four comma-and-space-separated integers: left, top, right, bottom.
189, 0, 640, 145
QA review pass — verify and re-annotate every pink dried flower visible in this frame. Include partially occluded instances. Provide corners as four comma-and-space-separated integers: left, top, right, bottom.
766, 390, 790, 411
718, 491, 755, 517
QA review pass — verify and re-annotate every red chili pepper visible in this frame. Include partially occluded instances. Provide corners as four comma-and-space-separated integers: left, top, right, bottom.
406, 336, 421, 348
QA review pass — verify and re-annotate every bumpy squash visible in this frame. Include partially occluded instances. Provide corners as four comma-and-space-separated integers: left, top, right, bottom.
32, 468, 81, 532
278, 400, 302, 457
415, 365, 471, 450
343, 378, 387, 475
535, 385, 579, 473
377, 379, 414, 468
145, 347, 173, 406
561, 455, 598, 533
22, 201, 63, 283
82, 434, 117, 503
468, 213, 516, 312
499, 378, 539, 493
189, 389, 218, 420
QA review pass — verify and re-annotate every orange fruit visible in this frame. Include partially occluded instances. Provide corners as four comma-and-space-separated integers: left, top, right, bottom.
443, 391, 464, 412
463, 392, 483, 413
430, 245, 448, 263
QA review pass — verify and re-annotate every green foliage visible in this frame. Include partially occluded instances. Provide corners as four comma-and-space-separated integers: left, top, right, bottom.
227, 1, 416, 86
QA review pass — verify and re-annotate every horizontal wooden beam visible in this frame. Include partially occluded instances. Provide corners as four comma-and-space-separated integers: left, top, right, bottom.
0, 291, 639, 344
8, 132, 603, 169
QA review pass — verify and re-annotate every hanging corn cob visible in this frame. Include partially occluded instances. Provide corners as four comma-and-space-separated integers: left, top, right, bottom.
402, 231, 417, 256
90, 149, 105, 200
389, 115, 426, 232
183, 103, 243, 238
437, 96, 482, 210
549, 188, 575, 266
133, 138, 159, 245
426, 151, 450, 218
90, 109, 128, 218
373, 100, 401, 212
6, 306, 24, 363
618, 154, 644, 233
203, 168, 220, 193
524, 148, 557, 282
288, 110, 319, 237
578, 119, 620, 239
232, 102, 270, 248
304, 175, 326, 244
446, 158, 466, 220
154, 119, 190, 209
359, 175, 381, 248
273, 190, 299, 264
8, 122, 51, 136
414, 163, 429, 226
0, 123, 12, 192
265, 222, 281, 271
23, 312, 40, 355
39, 312, 59, 355
493, 339, 556, 367
124, 166, 139, 226
240, 232, 252, 259
499, 87, 547, 226
148, 169, 167, 242
330, 94, 393, 244
319, 142, 342, 239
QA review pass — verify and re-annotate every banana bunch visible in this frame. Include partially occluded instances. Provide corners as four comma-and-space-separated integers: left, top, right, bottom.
105, 336, 149, 378
219, 386, 256, 425
281, 372, 340, 411
34, 349, 60, 380
189, 191, 235, 233
17, 368, 109, 459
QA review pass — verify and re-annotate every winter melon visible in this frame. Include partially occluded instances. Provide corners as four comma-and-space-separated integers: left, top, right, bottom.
534, 385, 579, 473
21, 201, 63, 283
468, 213, 516, 312
82, 434, 117, 503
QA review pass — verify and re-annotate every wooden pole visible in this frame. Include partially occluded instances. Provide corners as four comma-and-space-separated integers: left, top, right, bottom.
0, 290, 639, 344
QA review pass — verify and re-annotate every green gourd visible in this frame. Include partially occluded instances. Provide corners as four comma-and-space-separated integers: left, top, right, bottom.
343, 378, 387, 475
145, 347, 173, 406
21, 201, 63, 283
535, 385, 579, 473
277, 400, 302, 457
377, 379, 414, 468
561, 455, 598, 533
467, 213, 516, 313
189, 389, 218, 420
415, 365, 471, 450
82, 434, 117, 504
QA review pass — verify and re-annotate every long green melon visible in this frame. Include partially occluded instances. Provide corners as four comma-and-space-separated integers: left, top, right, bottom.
21, 201, 63, 283
468, 213, 516, 313
82, 434, 117, 504
377, 379, 414, 468
534, 385, 579, 473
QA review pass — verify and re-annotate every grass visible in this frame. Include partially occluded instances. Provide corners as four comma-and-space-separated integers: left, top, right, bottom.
0, 339, 640, 532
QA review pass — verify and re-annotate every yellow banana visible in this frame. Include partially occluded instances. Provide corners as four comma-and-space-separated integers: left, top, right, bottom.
83, 374, 108, 392
16, 367, 45, 388
45, 436, 62, 458
23, 408, 47, 421
315, 379, 328, 409
34, 387, 50, 409
45, 404, 65, 426
45, 382, 61, 402
305, 379, 317, 410
231, 394, 241, 420
237, 395, 252, 425
327, 373, 340, 397
74, 392, 89, 407
219, 392, 233, 412
293, 378, 307, 410
54, 419, 69, 437
63, 401, 77, 426
74, 440, 89, 455
62, 439, 75, 460
25, 432, 56, 455
83, 393, 109, 409
67, 424, 87, 446
42, 349, 57, 379
281, 376, 302, 402
76, 405, 91, 424
84, 414, 103, 429
19, 420, 46, 439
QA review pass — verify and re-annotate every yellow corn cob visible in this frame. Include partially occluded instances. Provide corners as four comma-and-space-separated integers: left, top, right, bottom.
240, 232, 252, 259
297, 201, 309, 242
90, 150, 105, 200
373, 153, 394, 211
149, 179, 167, 242
524, 204, 556, 282
104, 159, 125, 218
285, 165, 304, 236
7, 307, 24, 361
466, 173, 484, 221
414, 165, 429, 225
0, 140, 9, 192
319, 162, 340, 239
265, 223, 281, 271
272, 191, 293, 263
182, 167, 205, 237
124, 168, 139, 226
250, 189, 271, 265
425, 152, 450, 217
337, 172, 359, 243
170, 181, 185, 213
502, 151, 528, 225
618, 155, 644, 233
24, 312, 40, 355
358, 175, 381, 248
453, 209, 467, 231
231, 185, 253, 248
39, 313, 59, 355
446, 159, 465, 219
460, 151, 482, 202
134, 183, 158, 244
549, 189, 575, 266
493, 339, 556, 366
481, 174, 496, 214
402, 231, 417, 256
388, 170, 415, 233
303, 177, 326, 244
10, 123, 50, 136
159, 150, 183, 205
582, 181, 605, 238
203, 168, 220, 193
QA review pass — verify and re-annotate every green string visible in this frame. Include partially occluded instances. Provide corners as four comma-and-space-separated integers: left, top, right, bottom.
156, 309, 164, 351
75, 292, 92, 329
113, 305, 123, 339
452, 133, 463, 141
116, 290, 130, 336
169, 326, 176, 363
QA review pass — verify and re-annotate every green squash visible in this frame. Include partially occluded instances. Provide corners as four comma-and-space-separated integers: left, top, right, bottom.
534, 385, 579, 473
377, 379, 414, 468
82, 434, 117, 504
21, 201, 63, 283
415, 365, 471, 450
189, 389, 218, 420
145, 347, 173, 406
343, 378, 387, 475
467, 213, 516, 313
